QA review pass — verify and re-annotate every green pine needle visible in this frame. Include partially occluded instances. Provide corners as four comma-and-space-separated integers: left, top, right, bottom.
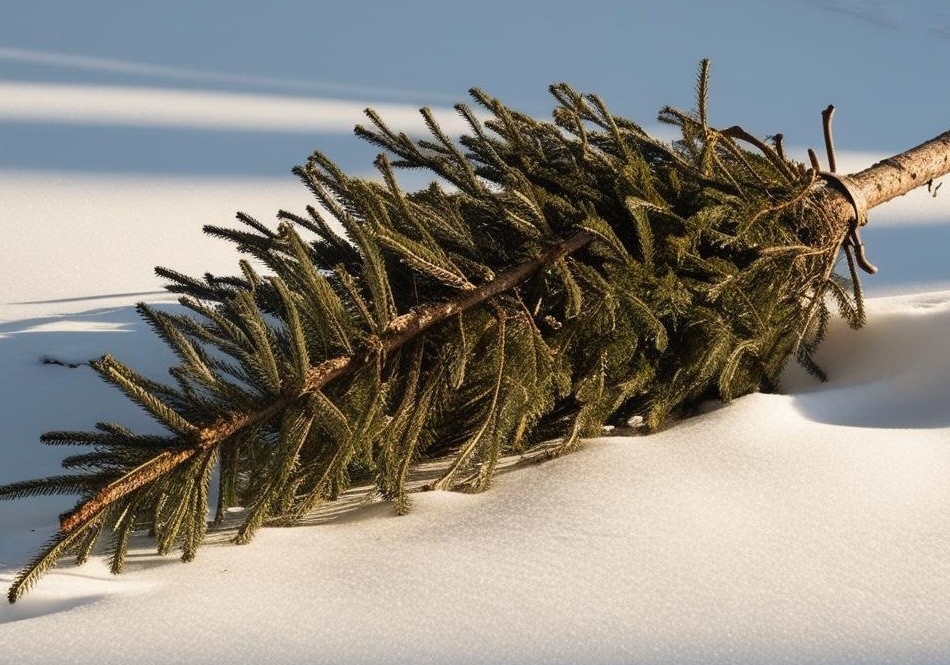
0, 61, 866, 602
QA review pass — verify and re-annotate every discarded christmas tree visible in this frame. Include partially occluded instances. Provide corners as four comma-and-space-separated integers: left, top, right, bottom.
4, 61, 950, 603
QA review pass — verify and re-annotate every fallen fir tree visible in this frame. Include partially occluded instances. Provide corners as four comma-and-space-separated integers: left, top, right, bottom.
3, 62, 950, 603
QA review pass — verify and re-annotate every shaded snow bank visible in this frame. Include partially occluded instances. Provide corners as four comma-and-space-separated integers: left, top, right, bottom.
786, 291, 950, 428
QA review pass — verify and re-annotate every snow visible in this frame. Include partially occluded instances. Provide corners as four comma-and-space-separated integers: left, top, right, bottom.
0, 81, 472, 133
3, 143, 950, 663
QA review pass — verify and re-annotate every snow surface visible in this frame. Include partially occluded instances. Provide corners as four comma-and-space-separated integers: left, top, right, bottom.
2, 157, 950, 663
0, 80, 473, 133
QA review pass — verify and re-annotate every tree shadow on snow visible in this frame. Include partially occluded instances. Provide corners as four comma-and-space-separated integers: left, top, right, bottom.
0, 303, 180, 590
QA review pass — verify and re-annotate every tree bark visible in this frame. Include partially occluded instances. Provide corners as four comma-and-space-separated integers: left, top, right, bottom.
823, 130, 950, 224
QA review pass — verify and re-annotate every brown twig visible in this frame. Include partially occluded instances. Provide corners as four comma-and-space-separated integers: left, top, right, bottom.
822, 105, 837, 174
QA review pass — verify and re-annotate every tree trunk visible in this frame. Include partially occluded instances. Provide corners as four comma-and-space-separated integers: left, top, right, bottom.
825, 130, 950, 223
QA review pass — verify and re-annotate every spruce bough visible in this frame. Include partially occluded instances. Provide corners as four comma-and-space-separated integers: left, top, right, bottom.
4, 62, 949, 602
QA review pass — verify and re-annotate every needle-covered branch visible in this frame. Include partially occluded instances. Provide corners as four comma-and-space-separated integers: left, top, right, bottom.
55, 230, 594, 538
5, 61, 950, 603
